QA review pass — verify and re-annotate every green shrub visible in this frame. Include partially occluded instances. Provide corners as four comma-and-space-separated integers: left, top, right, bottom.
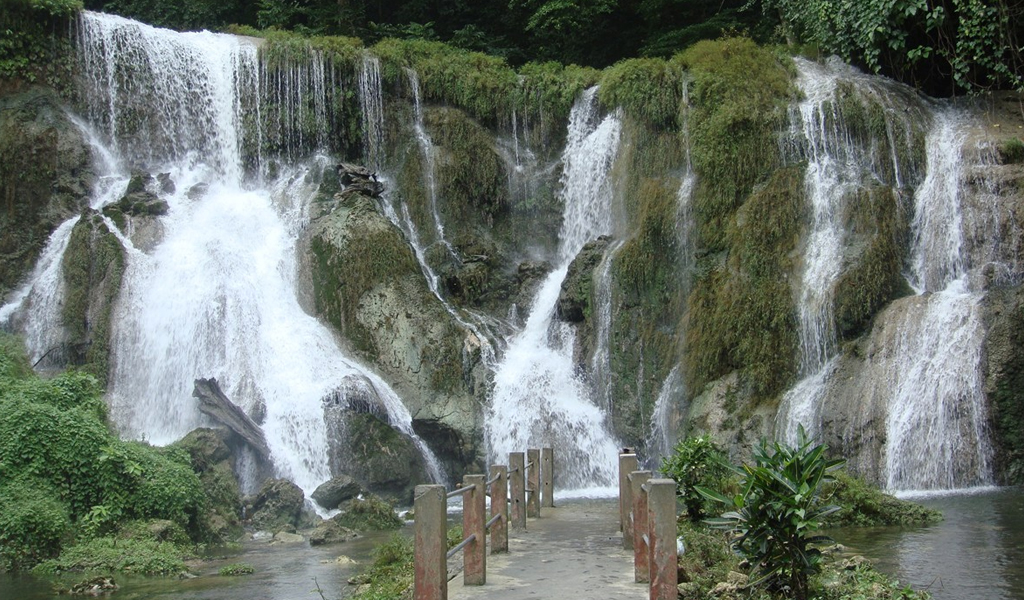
31, 536, 189, 576
700, 427, 844, 600
661, 434, 729, 521
349, 534, 414, 600
0, 478, 71, 571
998, 137, 1024, 164
219, 562, 254, 576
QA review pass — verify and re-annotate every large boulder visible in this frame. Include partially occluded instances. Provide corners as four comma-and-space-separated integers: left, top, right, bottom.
248, 478, 307, 533
311, 475, 362, 511
171, 428, 243, 541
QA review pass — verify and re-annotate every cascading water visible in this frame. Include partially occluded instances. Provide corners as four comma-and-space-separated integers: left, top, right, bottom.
777, 57, 920, 445
485, 88, 622, 492
883, 110, 994, 491
6, 11, 444, 499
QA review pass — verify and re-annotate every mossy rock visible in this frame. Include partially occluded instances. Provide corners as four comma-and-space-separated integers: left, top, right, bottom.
171, 428, 243, 541
248, 479, 306, 533
325, 411, 427, 504
0, 86, 92, 299
557, 236, 611, 324
59, 212, 126, 382
331, 495, 402, 531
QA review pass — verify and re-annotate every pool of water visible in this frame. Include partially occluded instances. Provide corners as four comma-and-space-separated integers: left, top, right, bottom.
0, 528, 400, 600
832, 487, 1024, 600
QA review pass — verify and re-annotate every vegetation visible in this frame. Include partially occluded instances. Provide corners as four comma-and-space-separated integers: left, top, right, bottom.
661, 434, 729, 521
821, 472, 943, 528
0, 334, 213, 573
332, 496, 403, 531
218, 562, 255, 576
749, 0, 1024, 95
700, 427, 844, 600
349, 524, 462, 600
0, 0, 80, 87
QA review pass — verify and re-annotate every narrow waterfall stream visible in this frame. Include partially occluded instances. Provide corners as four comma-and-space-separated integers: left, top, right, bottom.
485, 88, 623, 492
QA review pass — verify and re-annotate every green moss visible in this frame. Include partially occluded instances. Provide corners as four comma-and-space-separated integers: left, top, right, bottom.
348, 534, 414, 600
998, 137, 1024, 164
677, 37, 794, 252
518, 61, 600, 141
598, 58, 684, 129
61, 214, 126, 383
833, 186, 913, 339
372, 38, 519, 125
821, 472, 942, 528
684, 166, 803, 400
310, 197, 421, 354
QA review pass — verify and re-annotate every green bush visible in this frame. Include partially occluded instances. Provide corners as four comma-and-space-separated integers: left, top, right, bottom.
32, 536, 189, 576
598, 57, 683, 129
0, 479, 71, 571
700, 427, 844, 600
661, 434, 729, 521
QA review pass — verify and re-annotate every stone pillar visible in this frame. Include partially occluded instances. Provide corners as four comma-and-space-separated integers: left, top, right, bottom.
647, 479, 678, 600
527, 448, 541, 518
630, 471, 652, 583
463, 474, 487, 586
489, 465, 508, 554
414, 484, 447, 600
541, 447, 555, 508
619, 451, 638, 533
509, 452, 526, 531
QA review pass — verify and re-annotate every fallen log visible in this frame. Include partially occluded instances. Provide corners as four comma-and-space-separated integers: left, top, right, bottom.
192, 377, 271, 461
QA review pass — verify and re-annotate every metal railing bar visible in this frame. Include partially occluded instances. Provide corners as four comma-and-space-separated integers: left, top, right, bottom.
486, 473, 501, 486
485, 513, 502, 530
446, 533, 477, 559
447, 486, 474, 499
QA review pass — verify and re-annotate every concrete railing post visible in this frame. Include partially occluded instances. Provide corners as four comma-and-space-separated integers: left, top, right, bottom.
526, 448, 541, 518
509, 452, 526, 531
541, 447, 554, 508
489, 465, 508, 554
414, 484, 447, 600
630, 471, 652, 583
618, 450, 638, 535
647, 479, 678, 600
463, 474, 487, 586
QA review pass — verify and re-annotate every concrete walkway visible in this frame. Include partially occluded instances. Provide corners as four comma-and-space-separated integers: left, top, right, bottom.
447, 498, 648, 600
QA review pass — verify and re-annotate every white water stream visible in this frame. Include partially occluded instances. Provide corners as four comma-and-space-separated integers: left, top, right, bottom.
485, 88, 623, 492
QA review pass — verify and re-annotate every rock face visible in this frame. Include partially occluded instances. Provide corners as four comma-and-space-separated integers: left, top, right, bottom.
0, 86, 92, 299
303, 188, 484, 479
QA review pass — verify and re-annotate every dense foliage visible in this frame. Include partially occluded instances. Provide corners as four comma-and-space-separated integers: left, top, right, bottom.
661, 434, 729, 521
749, 0, 1024, 95
0, 0, 80, 85
0, 334, 211, 572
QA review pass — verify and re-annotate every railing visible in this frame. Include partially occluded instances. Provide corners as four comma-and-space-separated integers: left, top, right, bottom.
413, 447, 554, 600
619, 450, 678, 600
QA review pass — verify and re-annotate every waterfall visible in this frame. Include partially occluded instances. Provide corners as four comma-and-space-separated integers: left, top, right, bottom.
485, 87, 622, 492
358, 54, 385, 172
777, 57, 920, 444
883, 110, 994, 491
4, 11, 445, 499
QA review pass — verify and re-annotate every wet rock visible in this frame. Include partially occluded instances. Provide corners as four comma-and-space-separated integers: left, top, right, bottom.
68, 576, 118, 596
312, 475, 363, 511
557, 236, 611, 323
309, 519, 361, 546
839, 555, 873, 570
157, 172, 175, 193
249, 478, 305, 532
271, 531, 305, 544
172, 428, 243, 541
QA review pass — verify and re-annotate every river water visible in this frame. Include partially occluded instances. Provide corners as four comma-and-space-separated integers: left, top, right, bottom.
833, 487, 1024, 600
0, 529, 396, 600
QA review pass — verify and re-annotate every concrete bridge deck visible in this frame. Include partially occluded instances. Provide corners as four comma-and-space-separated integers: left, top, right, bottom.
447, 498, 648, 600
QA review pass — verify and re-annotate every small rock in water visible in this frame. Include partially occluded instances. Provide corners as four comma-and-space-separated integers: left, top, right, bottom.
271, 531, 305, 544
68, 576, 118, 596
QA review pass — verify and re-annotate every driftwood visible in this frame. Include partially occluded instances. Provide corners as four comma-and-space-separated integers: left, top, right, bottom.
193, 377, 271, 461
